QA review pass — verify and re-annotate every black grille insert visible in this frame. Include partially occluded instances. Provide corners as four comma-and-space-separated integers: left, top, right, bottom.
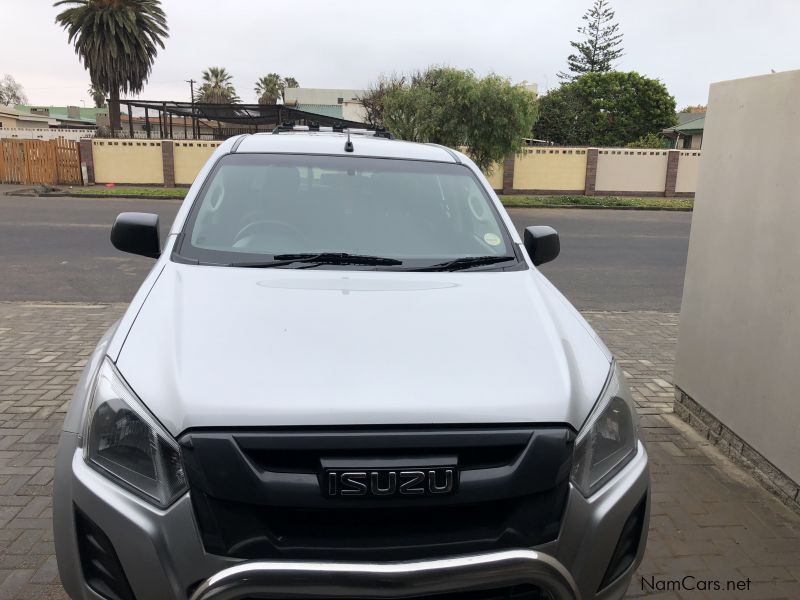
180, 426, 574, 561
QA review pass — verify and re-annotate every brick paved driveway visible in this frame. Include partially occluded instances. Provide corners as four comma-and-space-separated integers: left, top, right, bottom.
1, 303, 799, 599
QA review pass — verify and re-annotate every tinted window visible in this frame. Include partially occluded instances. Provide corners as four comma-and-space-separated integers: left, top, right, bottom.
179, 153, 517, 270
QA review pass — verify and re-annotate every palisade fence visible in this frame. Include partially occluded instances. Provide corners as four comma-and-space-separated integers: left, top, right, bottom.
0, 138, 83, 185
78, 140, 701, 197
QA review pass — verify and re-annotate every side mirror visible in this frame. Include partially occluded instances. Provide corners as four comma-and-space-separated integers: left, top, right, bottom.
110, 212, 161, 258
523, 226, 560, 266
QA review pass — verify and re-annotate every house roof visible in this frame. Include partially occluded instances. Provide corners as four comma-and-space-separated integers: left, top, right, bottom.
0, 105, 53, 124
674, 115, 705, 133
663, 115, 705, 136
676, 111, 706, 126
297, 103, 344, 119
14, 105, 104, 126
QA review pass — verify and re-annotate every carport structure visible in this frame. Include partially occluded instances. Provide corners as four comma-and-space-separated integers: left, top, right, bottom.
116, 100, 367, 140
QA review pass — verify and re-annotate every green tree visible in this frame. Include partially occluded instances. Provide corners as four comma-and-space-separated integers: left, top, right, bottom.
558, 0, 623, 82
255, 74, 299, 104
626, 132, 669, 149
374, 67, 538, 173
55, 0, 168, 134
254, 73, 282, 105
535, 71, 676, 146
88, 83, 106, 108
0, 74, 28, 105
358, 75, 406, 127
196, 67, 239, 103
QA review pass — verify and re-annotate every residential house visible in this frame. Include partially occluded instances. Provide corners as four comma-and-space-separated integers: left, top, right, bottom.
283, 88, 367, 123
0, 105, 54, 129
15, 105, 106, 129
663, 112, 705, 149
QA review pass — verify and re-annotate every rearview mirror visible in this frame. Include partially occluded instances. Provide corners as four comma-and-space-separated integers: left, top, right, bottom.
110, 212, 161, 259
523, 226, 560, 266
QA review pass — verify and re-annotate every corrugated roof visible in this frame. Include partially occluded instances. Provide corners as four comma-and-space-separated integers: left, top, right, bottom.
14, 105, 105, 124
674, 116, 705, 133
676, 111, 706, 125
0, 105, 52, 122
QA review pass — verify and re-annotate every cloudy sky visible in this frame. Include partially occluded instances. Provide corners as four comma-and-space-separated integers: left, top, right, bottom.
3, 0, 798, 109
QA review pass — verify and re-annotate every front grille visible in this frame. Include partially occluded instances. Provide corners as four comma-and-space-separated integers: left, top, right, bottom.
75, 508, 136, 600
180, 426, 574, 561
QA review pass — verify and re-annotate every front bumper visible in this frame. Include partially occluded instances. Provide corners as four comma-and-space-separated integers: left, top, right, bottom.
54, 432, 649, 600
189, 550, 578, 600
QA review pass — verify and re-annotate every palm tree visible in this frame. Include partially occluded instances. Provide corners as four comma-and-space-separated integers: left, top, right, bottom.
55, 0, 168, 135
88, 83, 106, 108
254, 73, 283, 105
196, 67, 239, 104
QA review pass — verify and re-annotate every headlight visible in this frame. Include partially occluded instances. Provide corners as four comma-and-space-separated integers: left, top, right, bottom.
570, 363, 639, 497
82, 359, 187, 508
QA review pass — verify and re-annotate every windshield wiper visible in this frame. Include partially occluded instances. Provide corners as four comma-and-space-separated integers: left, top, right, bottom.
409, 255, 517, 272
230, 252, 403, 268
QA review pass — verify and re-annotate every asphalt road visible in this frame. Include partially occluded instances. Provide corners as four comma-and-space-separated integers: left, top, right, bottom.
0, 194, 691, 311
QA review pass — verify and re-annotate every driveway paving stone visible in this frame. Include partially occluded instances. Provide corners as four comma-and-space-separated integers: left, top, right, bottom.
0, 303, 798, 599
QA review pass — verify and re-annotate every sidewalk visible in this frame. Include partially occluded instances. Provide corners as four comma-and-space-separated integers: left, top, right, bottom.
0, 304, 798, 599
0, 184, 36, 196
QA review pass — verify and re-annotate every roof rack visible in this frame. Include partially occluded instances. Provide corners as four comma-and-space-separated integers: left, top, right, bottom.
270, 122, 393, 139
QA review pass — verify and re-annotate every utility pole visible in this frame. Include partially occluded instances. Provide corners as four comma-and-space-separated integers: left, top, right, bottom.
186, 79, 197, 139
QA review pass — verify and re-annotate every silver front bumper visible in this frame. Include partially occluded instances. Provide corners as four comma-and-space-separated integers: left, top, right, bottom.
55, 430, 648, 600
189, 550, 580, 600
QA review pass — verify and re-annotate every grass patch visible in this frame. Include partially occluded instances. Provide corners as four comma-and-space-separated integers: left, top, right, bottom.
60, 187, 691, 210
500, 195, 692, 209
66, 186, 187, 199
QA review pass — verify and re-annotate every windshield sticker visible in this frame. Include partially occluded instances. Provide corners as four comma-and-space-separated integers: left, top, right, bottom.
484, 233, 501, 246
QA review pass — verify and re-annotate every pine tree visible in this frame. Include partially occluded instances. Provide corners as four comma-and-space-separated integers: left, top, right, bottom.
558, 0, 624, 82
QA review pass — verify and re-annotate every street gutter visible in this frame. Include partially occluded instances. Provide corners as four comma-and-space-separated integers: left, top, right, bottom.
3, 190, 692, 211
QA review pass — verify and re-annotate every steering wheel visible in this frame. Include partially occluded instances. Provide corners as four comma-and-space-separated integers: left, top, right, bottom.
232, 220, 307, 246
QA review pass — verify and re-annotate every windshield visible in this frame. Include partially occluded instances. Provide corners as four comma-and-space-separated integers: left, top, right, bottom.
178, 153, 518, 271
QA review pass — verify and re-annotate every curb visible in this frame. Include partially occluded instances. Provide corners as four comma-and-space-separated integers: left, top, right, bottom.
3, 191, 183, 201
503, 204, 692, 212
5, 191, 693, 211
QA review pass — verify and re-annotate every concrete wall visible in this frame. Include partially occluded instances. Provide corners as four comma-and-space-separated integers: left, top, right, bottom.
595, 149, 669, 193
0, 128, 94, 141
674, 70, 800, 485
83, 139, 701, 195
512, 148, 588, 191
173, 141, 223, 185
92, 139, 163, 184
484, 161, 504, 190
284, 88, 364, 105
675, 151, 702, 194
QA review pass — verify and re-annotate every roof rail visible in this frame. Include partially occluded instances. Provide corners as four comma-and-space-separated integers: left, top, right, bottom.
269, 124, 394, 139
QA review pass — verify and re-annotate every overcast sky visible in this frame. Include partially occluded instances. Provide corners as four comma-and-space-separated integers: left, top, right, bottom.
3, 0, 799, 109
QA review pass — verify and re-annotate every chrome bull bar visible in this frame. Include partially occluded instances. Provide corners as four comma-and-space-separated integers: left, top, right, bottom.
189, 549, 580, 600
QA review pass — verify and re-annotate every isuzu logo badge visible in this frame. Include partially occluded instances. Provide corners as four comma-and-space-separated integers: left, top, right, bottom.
324, 468, 457, 497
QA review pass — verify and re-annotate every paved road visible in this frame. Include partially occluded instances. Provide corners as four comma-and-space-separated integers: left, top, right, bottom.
3, 303, 800, 599
0, 194, 691, 311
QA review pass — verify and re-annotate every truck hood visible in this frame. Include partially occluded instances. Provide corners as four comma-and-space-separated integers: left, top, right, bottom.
115, 262, 611, 436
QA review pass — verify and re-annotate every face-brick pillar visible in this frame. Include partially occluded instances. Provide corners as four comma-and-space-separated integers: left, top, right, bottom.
502, 154, 516, 195
79, 139, 94, 185
584, 148, 599, 196
162, 140, 175, 187
664, 149, 680, 197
